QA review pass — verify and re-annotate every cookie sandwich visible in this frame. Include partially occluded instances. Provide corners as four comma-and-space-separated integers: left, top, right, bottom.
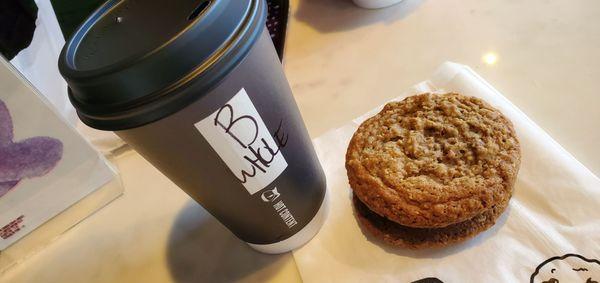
346, 93, 521, 249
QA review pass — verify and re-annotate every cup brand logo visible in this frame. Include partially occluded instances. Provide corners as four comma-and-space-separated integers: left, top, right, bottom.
195, 89, 288, 195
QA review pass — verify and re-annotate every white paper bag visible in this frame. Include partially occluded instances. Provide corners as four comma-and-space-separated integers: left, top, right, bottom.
0, 58, 116, 251
293, 62, 600, 283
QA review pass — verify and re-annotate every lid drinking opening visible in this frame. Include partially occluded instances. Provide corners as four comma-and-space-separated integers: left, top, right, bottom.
188, 1, 212, 21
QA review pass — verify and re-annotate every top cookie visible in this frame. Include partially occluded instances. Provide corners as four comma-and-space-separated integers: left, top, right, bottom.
346, 93, 520, 228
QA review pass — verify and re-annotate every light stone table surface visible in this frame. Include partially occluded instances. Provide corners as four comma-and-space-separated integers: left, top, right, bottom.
2, 0, 600, 282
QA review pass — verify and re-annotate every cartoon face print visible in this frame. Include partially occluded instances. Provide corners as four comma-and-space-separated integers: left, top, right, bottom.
531, 254, 600, 283
0, 99, 63, 197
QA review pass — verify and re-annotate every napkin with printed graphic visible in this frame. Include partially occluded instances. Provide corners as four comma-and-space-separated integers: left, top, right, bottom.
293, 62, 600, 282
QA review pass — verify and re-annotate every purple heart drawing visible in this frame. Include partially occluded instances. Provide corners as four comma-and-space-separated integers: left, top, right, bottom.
0, 99, 63, 197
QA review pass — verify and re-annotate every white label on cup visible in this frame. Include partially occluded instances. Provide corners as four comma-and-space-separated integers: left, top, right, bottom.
194, 88, 288, 195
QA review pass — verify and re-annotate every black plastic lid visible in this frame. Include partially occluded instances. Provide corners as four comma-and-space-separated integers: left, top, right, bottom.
59, 0, 266, 130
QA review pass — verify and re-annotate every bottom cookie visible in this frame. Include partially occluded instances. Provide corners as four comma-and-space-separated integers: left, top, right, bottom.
353, 194, 508, 249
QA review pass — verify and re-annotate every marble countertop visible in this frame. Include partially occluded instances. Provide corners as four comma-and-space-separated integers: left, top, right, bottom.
3, 0, 600, 282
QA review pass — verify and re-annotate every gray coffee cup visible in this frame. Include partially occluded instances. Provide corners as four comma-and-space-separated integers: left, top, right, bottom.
59, 0, 327, 253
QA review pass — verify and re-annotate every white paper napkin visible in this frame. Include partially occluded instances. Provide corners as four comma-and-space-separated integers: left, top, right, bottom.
293, 62, 600, 283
